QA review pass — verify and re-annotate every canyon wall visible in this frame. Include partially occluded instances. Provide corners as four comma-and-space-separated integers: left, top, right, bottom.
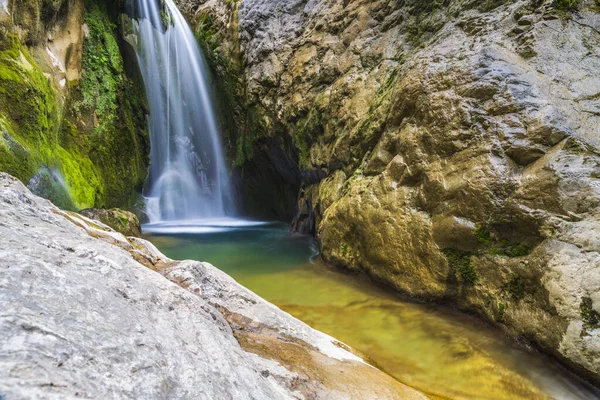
0, 0, 149, 210
177, 0, 600, 383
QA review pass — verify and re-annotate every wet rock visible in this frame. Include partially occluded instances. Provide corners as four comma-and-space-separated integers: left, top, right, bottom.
79, 208, 142, 237
27, 166, 76, 211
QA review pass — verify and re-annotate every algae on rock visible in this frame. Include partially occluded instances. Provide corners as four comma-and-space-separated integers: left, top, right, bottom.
67, 0, 149, 208
0, 0, 149, 210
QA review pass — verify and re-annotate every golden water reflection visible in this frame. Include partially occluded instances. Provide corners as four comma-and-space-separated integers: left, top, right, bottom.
147, 226, 599, 400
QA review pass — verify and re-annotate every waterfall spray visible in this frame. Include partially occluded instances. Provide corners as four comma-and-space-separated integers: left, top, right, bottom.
133, 0, 234, 223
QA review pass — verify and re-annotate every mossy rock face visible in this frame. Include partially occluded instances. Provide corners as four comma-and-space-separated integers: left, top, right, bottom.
79, 207, 142, 237
27, 166, 77, 211
580, 297, 600, 330
0, 36, 58, 145
0, 118, 36, 182
67, 0, 149, 208
0, 33, 95, 205
0, 0, 149, 210
442, 249, 478, 286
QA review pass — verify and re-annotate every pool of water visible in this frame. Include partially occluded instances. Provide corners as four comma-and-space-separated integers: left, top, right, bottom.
145, 222, 600, 400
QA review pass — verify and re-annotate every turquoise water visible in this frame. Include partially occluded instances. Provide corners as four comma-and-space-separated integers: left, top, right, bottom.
145, 222, 600, 400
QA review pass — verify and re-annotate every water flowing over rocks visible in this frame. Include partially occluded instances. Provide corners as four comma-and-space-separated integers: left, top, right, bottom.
133, 0, 236, 222
175, 0, 600, 384
0, 173, 427, 400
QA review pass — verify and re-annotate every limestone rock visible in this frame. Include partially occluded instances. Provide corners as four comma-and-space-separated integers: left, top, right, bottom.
0, 173, 427, 399
0, 0, 150, 211
176, 0, 600, 383
79, 207, 142, 237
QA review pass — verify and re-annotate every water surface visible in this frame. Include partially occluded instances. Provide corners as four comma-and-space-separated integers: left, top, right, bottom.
146, 222, 600, 400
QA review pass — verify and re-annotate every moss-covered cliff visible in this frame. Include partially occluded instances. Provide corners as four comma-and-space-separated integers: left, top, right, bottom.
0, 0, 148, 210
178, 0, 600, 385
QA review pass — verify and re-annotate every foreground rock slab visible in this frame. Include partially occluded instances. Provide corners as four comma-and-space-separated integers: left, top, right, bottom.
0, 173, 427, 400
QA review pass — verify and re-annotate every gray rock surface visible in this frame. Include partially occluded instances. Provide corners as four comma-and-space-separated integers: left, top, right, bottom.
0, 173, 427, 400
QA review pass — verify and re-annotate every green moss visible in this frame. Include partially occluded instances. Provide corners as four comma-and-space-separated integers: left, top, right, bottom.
0, 118, 37, 181
0, 34, 77, 204
442, 249, 478, 285
496, 302, 506, 323
475, 225, 493, 245
553, 0, 579, 10
234, 104, 266, 167
67, 0, 149, 208
565, 137, 594, 154
55, 146, 102, 207
475, 224, 531, 257
195, 14, 218, 55
0, 0, 148, 210
159, 0, 173, 29
341, 243, 349, 257
293, 105, 324, 169
511, 244, 529, 257
504, 274, 526, 301
117, 214, 129, 226
76, 1, 123, 135
580, 297, 599, 328
0, 35, 58, 146
28, 167, 77, 211
342, 163, 366, 196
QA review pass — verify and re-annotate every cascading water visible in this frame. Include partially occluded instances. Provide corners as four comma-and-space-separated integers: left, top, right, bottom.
133, 0, 235, 224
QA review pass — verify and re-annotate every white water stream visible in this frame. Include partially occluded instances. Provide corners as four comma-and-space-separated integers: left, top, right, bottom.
134, 0, 235, 225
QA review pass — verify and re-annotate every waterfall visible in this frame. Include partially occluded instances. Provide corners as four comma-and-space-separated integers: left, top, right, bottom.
133, 0, 234, 224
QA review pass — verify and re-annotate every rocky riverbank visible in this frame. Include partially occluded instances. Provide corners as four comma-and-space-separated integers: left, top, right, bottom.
0, 173, 427, 399
1, 0, 599, 390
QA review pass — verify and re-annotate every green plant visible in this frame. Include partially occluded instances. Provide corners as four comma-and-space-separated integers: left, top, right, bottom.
76, 2, 124, 134
496, 302, 506, 323
511, 244, 529, 257
475, 224, 531, 257
553, 0, 579, 9
341, 243, 349, 257
505, 274, 526, 301
475, 225, 493, 244
580, 297, 599, 328
442, 249, 478, 285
